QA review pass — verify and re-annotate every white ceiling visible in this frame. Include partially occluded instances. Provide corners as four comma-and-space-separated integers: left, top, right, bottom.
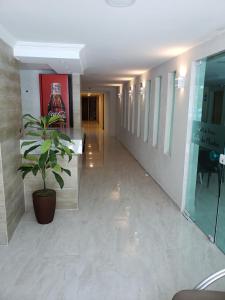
1, 0, 225, 85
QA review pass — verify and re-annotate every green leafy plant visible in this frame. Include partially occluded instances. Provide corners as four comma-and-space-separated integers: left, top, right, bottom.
18, 114, 74, 190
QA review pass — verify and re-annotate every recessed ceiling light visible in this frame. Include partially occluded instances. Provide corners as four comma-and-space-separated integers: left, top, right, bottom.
105, 0, 136, 7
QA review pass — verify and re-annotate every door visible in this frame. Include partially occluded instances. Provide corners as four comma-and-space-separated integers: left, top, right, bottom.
82, 96, 97, 121
185, 54, 225, 253
216, 165, 225, 252
82, 97, 89, 120
89, 97, 97, 121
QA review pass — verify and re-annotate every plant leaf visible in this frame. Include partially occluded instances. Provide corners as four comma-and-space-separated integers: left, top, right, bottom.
62, 145, 73, 156
38, 152, 48, 169
18, 165, 34, 179
41, 140, 51, 153
58, 132, 72, 142
49, 150, 57, 166
48, 115, 62, 125
51, 131, 60, 147
26, 131, 43, 137
24, 144, 40, 158
32, 165, 39, 176
52, 171, 64, 189
53, 164, 61, 173
40, 116, 47, 128
22, 170, 32, 179
61, 146, 73, 162
18, 165, 35, 171
53, 138, 59, 147
62, 168, 71, 176
21, 141, 37, 148
24, 121, 37, 129
25, 154, 39, 162
23, 114, 39, 122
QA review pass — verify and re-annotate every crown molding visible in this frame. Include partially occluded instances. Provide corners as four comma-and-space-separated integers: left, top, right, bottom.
14, 41, 85, 59
14, 42, 86, 74
0, 25, 86, 73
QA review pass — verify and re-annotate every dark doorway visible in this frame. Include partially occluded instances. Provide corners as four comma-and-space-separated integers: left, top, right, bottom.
82, 96, 97, 121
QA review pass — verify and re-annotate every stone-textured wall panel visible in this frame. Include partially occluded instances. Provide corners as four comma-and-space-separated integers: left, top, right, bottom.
0, 145, 7, 244
0, 39, 25, 244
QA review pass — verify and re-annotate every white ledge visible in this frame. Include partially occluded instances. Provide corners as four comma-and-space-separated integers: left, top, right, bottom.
14, 41, 85, 60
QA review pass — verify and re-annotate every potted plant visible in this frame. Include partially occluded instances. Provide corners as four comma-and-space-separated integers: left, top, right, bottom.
18, 114, 74, 224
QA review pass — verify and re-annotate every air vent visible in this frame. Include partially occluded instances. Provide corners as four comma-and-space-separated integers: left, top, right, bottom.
105, 0, 136, 7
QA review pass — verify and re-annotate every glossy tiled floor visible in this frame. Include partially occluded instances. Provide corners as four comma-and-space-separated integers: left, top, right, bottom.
0, 122, 225, 300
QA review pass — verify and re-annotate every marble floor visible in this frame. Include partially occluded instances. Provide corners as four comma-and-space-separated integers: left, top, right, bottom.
0, 122, 225, 300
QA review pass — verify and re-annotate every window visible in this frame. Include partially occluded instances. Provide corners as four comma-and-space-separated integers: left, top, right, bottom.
128, 92, 131, 131
120, 90, 123, 127
131, 85, 136, 134
143, 80, 151, 142
164, 72, 176, 155
137, 93, 142, 138
123, 87, 127, 128
152, 76, 161, 147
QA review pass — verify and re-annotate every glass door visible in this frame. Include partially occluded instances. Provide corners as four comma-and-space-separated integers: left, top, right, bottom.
185, 55, 225, 247
216, 164, 225, 252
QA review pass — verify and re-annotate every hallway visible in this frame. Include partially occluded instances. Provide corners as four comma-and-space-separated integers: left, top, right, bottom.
0, 125, 224, 300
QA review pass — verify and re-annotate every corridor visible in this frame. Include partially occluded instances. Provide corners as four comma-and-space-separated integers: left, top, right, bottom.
0, 125, 224, 300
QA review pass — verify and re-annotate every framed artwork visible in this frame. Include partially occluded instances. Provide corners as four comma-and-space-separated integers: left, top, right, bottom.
39, 74, 73, 128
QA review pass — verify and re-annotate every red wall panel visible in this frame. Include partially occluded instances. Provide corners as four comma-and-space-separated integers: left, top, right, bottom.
39, 74, 70, 128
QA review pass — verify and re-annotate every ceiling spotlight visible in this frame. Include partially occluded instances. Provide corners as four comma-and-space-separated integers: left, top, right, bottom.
105, 0, 136, 7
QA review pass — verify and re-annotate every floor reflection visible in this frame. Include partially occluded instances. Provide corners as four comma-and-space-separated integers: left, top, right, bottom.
82, 121, 104, 168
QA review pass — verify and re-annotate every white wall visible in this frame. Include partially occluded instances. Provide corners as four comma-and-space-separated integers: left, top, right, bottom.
20, 70, 81, 129
20, 69, 54, 118
72, 74, 81, 128
104, 89, 116, 136
117, 31, 225, 209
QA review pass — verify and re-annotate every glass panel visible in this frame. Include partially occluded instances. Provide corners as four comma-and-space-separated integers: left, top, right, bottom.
131, 88, 135, 134
164, 72, 176, 155
120, 90, 123, 127
123, 86, 127, 129
185, 59, 221, 239
137, 93, 142, 138
128, 93, 131, 132
143, 80, 151, 142
152, 77, 161, 147
212, 52, 225, 253
186, 52, 225, 253
216, 164, 225, 252
185, 60, 206, 221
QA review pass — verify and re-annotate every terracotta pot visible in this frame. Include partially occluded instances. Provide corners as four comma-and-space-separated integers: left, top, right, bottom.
32, 189, 56, 224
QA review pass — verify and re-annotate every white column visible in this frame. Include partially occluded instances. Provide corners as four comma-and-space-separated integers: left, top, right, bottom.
72, 74, 81, 128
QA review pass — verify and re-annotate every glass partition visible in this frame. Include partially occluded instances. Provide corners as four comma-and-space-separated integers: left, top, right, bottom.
185, 53, 225, 252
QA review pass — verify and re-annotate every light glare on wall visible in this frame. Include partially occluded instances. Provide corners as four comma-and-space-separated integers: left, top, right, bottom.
175, 76, 185, 89
139, 82, 145, 95
128, 86, 133, 95
161, 47, 189, 57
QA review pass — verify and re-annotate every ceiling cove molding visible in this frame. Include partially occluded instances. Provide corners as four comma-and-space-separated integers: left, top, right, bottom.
14, 42, 85, 59
14, 42, 86, 74
0, 24, 16, 48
